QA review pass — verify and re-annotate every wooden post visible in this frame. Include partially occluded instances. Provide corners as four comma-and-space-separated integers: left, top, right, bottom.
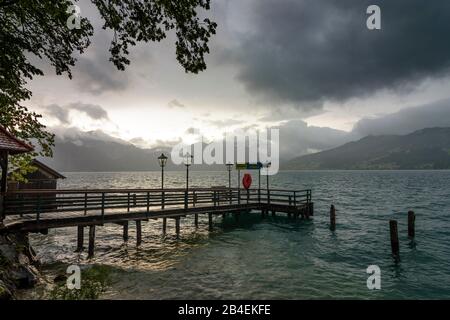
88, 225, 96, 258
136, 220, 142, 246
408, 211, 415, 238
123, 221, 129, 241
76, 226, 84, 252
208, 213, 213, 231
84, 192, 88, 216
175, 217, 180, 239
0, 151, 8, 196
330, 205, 336, 231
162, 217, 167, 235
194, 214, 198, 228
389, 220, 400, 260
272, 210, 275, 217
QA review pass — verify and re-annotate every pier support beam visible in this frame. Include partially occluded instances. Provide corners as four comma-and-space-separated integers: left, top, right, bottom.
208, 213, 213, 231
136, 220, 142, 246
194, 214, 198, 228
76, 226, 84, 252
408, 211, 415, 238
88, 225, 96, 258
175, 217, 180, 239
123, 221, 129, 242
162, 217, 167, 235
271, 211, 275, 217
389, 220, 400, 261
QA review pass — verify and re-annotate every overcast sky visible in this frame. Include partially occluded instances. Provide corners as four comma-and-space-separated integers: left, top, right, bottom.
25, 0, 450, 158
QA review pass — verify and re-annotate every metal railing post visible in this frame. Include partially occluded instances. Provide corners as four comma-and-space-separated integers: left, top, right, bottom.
127, 192, 130, 212
294, 191, 297, 206
184, 191, 188, 210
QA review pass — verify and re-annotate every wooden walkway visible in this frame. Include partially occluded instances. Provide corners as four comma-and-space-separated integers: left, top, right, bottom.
0, 187, 313, 256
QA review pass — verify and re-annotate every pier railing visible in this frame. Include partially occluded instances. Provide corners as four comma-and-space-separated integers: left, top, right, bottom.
2, 188, 311, 220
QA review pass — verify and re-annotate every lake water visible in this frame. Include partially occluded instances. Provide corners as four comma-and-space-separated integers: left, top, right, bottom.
21, 170, 450, 299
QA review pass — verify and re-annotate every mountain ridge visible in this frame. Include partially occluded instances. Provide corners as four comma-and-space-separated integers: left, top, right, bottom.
284, 127, 450, 170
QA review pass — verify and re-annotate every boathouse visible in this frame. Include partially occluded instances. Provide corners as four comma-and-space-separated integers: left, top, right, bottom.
0, 125, 34, 193
7, 159, 65, 191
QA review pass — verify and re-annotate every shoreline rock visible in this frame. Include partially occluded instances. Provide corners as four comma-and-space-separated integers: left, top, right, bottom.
0, 233, 41, 300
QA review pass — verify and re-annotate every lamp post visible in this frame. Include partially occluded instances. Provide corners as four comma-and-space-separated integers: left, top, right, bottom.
158, 153, 168, 209
184, 153, 194, 190
158, 153, 168, 189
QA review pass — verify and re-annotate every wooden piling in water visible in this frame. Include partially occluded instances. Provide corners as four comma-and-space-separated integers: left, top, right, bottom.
175, 217, 180, 239
389, 220, 400, 260
136, 220, 142, 246
330, 205, 336, 231
194, 214, 198, 228
88, 225, 96, 258
208, 213, 213, 231
408, 211, 415, 238
123, 221, 129, 241
76, 226, 84, 252
162, 217, 167, 235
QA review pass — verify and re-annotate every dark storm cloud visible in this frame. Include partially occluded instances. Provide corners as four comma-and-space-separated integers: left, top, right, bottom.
74, 56, 129, 94
43, 102, 109, 123
69, 102, 109, 120
353, 98, 450, 136
44, 104, 71, 124
228, 0, 450, 108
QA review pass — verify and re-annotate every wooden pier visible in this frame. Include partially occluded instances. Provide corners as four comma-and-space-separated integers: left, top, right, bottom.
0, 187, 313, 255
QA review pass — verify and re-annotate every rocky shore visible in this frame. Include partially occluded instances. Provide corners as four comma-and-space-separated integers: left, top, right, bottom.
0, 232, 41, 300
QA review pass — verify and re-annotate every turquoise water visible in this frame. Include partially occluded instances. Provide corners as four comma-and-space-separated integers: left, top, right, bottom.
24, 170, 450, 299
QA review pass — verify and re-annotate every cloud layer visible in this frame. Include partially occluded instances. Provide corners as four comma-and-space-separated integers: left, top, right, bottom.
353, 98, 450, 136
227, 0, 450, 109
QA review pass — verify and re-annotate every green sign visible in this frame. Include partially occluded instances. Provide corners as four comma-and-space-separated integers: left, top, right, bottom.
235, 162, 263, 170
